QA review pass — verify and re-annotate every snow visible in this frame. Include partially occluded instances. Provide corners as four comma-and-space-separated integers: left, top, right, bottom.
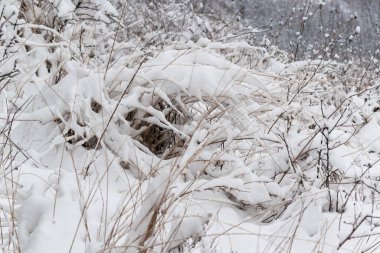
1, 0, 380, 253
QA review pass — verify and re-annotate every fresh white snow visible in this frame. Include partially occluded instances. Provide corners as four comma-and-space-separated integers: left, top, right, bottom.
1, 1, 380, 253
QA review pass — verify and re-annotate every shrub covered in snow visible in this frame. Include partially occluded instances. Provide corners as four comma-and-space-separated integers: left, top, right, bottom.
1, 1, 380, 253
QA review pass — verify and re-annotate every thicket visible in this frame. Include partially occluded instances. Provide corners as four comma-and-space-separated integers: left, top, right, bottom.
0, 0, 380, 252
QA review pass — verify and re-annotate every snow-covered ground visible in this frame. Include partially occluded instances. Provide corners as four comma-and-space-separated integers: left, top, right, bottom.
1, 1, 380, 253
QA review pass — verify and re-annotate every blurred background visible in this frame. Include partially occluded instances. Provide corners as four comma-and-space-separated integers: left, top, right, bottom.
200, 0, 380, 60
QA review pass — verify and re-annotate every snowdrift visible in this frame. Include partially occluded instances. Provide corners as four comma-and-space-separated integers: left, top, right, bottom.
1, 1, 380, 252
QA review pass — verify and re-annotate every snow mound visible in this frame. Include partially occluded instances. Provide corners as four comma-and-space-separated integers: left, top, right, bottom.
1, 1, 380, 253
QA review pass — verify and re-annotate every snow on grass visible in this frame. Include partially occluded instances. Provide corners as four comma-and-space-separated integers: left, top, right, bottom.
1, 0, 380, 253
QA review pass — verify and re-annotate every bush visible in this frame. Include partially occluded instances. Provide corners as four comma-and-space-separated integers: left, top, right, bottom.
1, 1, 380, 252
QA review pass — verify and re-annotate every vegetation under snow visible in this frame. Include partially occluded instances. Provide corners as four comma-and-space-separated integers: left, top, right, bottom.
1, 0, 380, 252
